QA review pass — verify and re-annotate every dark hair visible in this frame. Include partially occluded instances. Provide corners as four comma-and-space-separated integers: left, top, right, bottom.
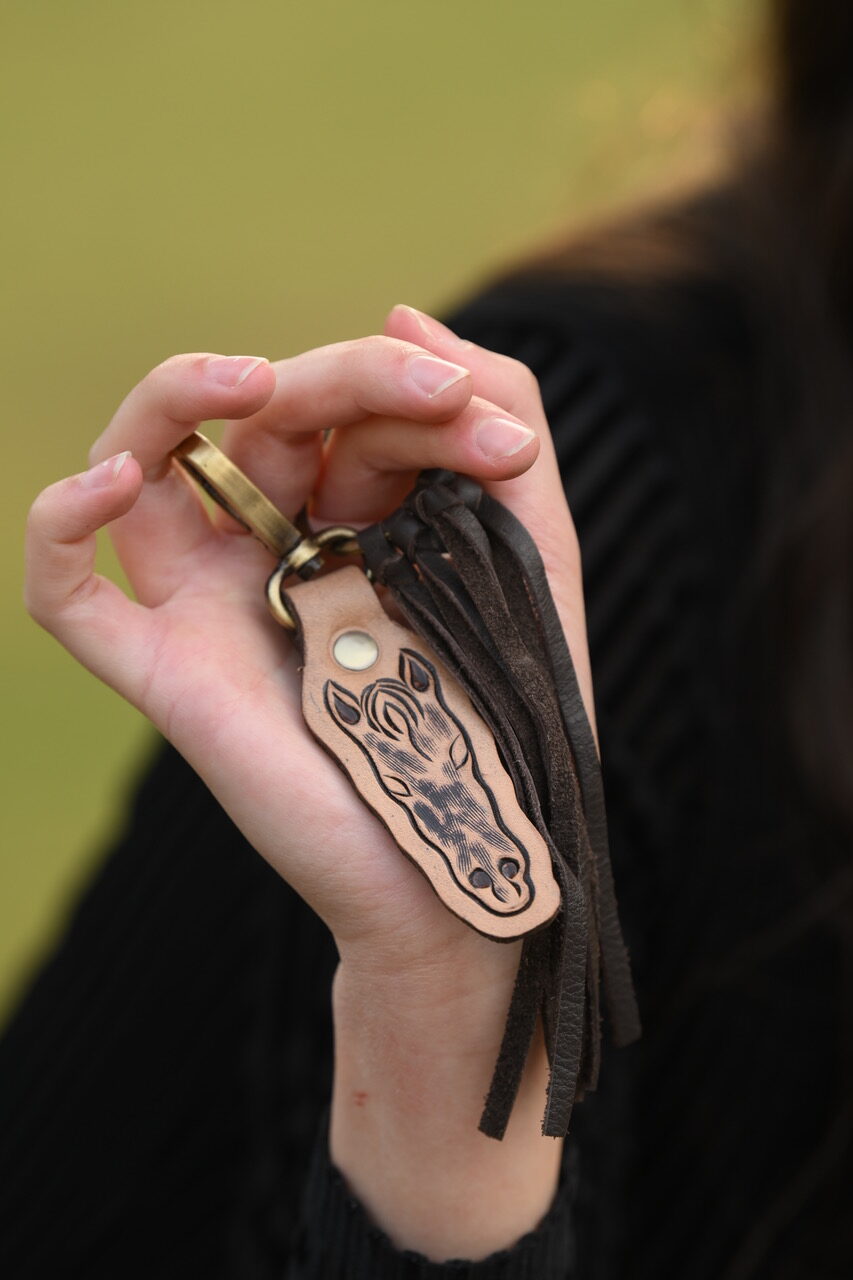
519, 0, 853, 840
506, 3, 853, 1273
757, 0, 853, 834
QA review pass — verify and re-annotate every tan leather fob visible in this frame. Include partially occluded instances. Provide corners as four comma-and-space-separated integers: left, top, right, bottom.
284, 566, 560, 941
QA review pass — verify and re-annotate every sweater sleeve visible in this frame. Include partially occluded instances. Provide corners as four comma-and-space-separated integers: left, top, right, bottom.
285, 1108, 577, 1279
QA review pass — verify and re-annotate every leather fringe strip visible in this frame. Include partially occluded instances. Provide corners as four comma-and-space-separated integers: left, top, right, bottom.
358, 470, 641, 1139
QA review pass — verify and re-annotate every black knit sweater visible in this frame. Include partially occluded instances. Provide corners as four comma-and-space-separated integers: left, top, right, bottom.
2, 271, 849, 1279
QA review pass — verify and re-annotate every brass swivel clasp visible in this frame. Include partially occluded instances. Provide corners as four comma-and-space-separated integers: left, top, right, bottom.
172, 431, 359, 630
264, 525, 360, 629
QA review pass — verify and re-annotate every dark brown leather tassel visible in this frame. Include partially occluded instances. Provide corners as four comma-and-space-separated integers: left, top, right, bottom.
358, 470, 640, 1139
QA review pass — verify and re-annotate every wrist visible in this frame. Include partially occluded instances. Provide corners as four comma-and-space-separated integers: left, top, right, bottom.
333, 931, 523, 1050
329, 944, 562, 1262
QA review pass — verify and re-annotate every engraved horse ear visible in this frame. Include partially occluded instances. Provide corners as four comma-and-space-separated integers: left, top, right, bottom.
325, 681, 362, 728
401, 648, 468, 766
399, 650, 433, 695
325, 678, 414, 798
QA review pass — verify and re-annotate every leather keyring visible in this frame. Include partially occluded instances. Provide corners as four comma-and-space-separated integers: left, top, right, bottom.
173, 433, 640, 1139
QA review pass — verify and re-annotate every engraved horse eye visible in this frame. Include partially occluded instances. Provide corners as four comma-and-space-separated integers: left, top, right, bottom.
469, 869, 491, 889
449, 734, 469, 768
383, 775, 411, 797
499, 858, 520, 879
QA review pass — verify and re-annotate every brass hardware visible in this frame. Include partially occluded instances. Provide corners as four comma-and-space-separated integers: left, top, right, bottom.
313, 526, 362, 558
266, 562, 297, 629
171, 431, 360, 631
173, 431, 304, 559
265, 526, 362, 630
332, 629, 380, 670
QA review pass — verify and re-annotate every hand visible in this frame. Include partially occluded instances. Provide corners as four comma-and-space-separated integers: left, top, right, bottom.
25, 304, 593, 1259
25, 303, 592, 976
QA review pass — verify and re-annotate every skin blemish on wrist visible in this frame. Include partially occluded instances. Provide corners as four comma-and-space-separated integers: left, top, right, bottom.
353, 1090, 369, 1107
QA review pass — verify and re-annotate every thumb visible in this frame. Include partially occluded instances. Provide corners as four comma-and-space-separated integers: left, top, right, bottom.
25, 451, 155, 702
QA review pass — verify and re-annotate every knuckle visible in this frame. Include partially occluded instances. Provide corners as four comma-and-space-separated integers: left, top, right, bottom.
334, 334, 390, 378
22, 580, 39, 623
504, 356, 542, 398
362, 333, 392, 353
137, 352, 206, 404
22, 577, 51, 629
117, 352, 218, 438
367, 334, 417, 372
150, 352, 201, 378
62, 574, 99, 614
26, 485, 56, 536
24, 571, 96, 632
340, 334, 416, 389
347, 334, 395, 362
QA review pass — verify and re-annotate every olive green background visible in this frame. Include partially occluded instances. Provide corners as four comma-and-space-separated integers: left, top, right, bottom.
2, 0, 751, 1019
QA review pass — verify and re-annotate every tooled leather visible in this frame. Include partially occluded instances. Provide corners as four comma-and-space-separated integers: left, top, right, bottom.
284, 567, 561, 941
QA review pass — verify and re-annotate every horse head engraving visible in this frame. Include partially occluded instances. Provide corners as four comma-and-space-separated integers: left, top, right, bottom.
324, 649, 534, 916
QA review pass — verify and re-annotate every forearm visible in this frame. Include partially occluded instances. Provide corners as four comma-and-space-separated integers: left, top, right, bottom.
329, 941, 563, 1262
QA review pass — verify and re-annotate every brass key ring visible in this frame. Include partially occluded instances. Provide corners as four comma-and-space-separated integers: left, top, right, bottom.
172, 431, 359, 628
174, 431, 305, 559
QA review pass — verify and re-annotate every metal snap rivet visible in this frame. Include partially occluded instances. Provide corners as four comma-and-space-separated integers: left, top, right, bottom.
332, 630, 379, 671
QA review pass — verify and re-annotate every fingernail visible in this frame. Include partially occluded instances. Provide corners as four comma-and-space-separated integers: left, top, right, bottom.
475, 418, 536, 461
397, 304, 436, 338
204, 355, 268, 387
409, 355, 469, 398
81, 450, 132, 489
396, 304, 472, 350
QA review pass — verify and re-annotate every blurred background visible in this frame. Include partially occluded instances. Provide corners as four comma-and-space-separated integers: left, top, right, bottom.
2, 0, 753, 1019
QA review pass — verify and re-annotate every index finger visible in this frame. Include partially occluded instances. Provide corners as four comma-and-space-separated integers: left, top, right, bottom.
87, 352, 276, 604
219, 335, 473, 517
89, 353, 276, 473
